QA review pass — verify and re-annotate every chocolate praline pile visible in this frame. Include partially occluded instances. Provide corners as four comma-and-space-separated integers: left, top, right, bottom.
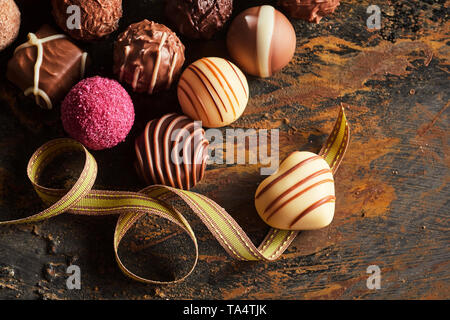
3, 0, 343, 228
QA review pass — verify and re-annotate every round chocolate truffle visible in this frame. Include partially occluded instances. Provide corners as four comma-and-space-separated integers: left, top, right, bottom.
51, 0, 122, 41
135, 113, 209, 190
226, 5, 296, 78
165, 0, 233, 40
177, 57, 249, 128
114, 20, 186, 94
278, 0, 340, 23
61, 76, 134, 150
0, 0, 21, 51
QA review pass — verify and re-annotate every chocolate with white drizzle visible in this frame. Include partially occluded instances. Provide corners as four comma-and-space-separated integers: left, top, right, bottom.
6, 25, 88, 109
135, 114, 209, 190
114, 20, 185, 94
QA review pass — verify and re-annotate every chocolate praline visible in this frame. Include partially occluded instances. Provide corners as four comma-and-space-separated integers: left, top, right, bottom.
0, 0, 21, 51
114, 20, 185, 94
135, 114, 209, 190
165, 0, 233, 39
6, 25, 88, 109
226, 5, 296, 78
51, 0, 122, 41
177, 57, 249, 128
278, 0, 341, 23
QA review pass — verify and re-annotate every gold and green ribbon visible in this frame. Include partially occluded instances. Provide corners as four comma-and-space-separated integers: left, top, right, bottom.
0, 106, 350, 284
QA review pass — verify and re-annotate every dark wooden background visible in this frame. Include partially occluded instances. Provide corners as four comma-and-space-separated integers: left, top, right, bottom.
0, 0, 448, 299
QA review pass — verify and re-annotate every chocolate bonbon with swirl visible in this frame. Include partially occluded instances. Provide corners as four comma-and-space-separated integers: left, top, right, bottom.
135, 114, 209, 190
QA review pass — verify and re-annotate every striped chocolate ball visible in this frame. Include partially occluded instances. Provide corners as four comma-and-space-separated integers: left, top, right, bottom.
226, 5, 296, 77
177, 57, 249, 128
135, 114, 209, 190
255, 151, 335, 230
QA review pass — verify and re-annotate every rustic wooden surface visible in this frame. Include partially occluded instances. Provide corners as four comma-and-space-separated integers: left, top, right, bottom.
0, 0, 448, 300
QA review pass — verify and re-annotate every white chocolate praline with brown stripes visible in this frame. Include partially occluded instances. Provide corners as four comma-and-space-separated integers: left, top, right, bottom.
226, 5, 296, 77
255, 151, 335, 230
177, 57, 249, 128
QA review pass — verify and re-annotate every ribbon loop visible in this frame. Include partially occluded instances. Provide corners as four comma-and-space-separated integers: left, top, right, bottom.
0, 106, 350, 284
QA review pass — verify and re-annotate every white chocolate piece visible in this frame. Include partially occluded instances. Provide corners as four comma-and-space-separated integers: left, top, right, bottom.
177, 57, 249, 128
255, 151, 335, 230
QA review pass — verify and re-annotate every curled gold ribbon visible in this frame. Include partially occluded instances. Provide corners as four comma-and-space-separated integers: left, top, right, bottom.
0, 106, 350, 284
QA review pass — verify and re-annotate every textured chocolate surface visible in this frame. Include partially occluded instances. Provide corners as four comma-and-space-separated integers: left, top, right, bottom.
0, 0, 21, 51
165, 0, 233, 39
114, 20, 185, 94
6, 25, 87, 109
278, 0, 340, 23
226, 5, 296, 77
135, 113, 209, 190
51, 0, 122, 41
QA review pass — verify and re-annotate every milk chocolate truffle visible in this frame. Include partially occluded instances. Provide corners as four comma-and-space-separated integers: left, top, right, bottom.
0, 0, 21, 51
165, 0, 233, 39
278, 0, 340, 23
226, 5, 296, 78
51, 0, 122, 41
177, 57, 249, 128
114, 20, 185, 94
135, 114, 209, 190
7, 25, 88, 109
255, 151, 335, 230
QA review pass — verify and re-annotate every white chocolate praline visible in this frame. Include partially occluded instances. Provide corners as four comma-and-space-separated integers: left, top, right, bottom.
255, 151, 335, 230
177, 57, 249, 128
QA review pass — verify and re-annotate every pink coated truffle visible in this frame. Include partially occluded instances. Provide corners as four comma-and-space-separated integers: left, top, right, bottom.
61, 76, 135, 150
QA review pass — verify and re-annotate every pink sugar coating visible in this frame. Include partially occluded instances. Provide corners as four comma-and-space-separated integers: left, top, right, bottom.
61, 76, 135, 150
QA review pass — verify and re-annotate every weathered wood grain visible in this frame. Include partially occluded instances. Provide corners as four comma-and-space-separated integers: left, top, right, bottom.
0, 0, 448, 299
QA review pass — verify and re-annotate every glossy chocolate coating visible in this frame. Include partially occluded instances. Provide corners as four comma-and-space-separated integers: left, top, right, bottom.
226, 5, 296, 78
51, 0, 122, 41
6, 25, 87, 109
114, 20, 185, 94
135, 114, 209, 190
165, 0, 233, 39
278, 0, 340, 23
255, 151, 335, 230
177, 57, 249, 128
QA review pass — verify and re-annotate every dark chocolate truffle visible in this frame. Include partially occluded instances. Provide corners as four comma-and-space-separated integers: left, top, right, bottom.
278, 0, 340, 23
51, 0, 122, 41
165, 0, 233, 40
7, 25, 88, 109
135, 114, 209, 190
0, 0, 21, 51
114, 20, 186, 94
226, 5, 296, 78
